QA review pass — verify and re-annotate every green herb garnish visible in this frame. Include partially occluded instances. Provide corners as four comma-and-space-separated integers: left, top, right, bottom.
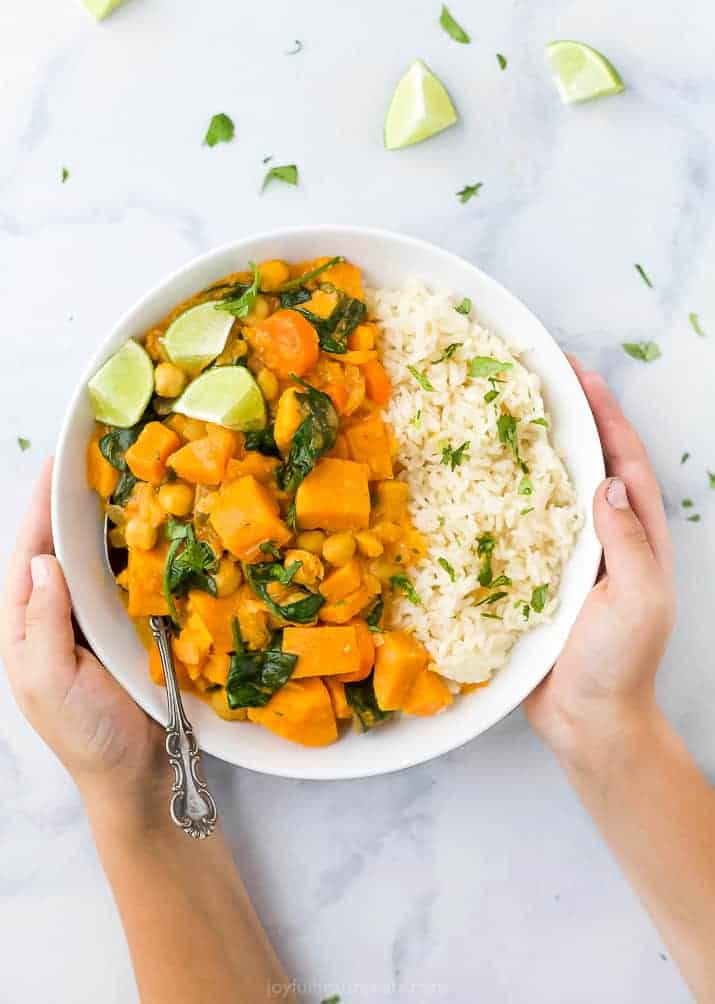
162, 521, 219, 625
481, 612, 503, 621
455, 297, 471, 314
61, 166, 69, 183
17, 437, 31, 451
438, 557, 457, 581
530, 417, 548, 428
295, 293, 366, 353
497, 53, 507, 70
520, 506, 534, 516
365, 596, 384, 632
622, 341, 661, 362
469, 356, 514, 378
345, 675, 391, 732
475, 590, 508, 607
681, 452, 690, 465
708, 471, 715, 489
216, 262, 260, 318
413, 409, 422, 428
497, 412, 520, 461
687, 514, 701, 523
439, 4, 470, 42
246, 562, 324, 624
244, 426, 281, 458
440, 440, 470, 470
262, 163, 298, 189
433, 342, 462, 364
518, 475, 533, 496
457, 182, 483, 203
681, 499, 694, 509
530, 584, 549, 613
204, 113, 234, 147
276, 378, 338, 493
491, 575, 512, 588
521, 602, 531, 621
99, 421, 151, 506
689, 312, 705, 337
634, 263, 653, 287
476, 532, 495, 587
390, 574, 422, 606
276, 256, 344, 293
226, 618, 297, 709
407, 365, 435, 392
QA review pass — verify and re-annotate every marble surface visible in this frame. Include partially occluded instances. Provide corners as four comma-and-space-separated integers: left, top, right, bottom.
1, 1, 714, 1001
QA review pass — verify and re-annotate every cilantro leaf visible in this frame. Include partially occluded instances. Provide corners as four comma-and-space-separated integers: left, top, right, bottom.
687, 514, 701, 523
530, 584, 549, 613
162, 521, 219, 625
475, 590, 508, 607
455, 297, 471, 315
204, 113, 235, 147
708, 471, 715, 489
622, 341, 661, 363
469, 356, 514, 378
439, 4, 470, 43
497, 412, 520, 461
365, 596, 384, 632
390, 574, 422, 606
689, 312, 705, 337
407, 365, 435, 392
262, 164, 298, 190
530, 417, 549, 428
440, 440, 470, 470
433, 342, 462, 364
518, 475, 533, 496
634, 263, 653, 287
481, 612, 503, 621
681, 452, 690, 464
681, 499, 694, 509
520, 506, 534, 516
17, 437, 31, 451
457, 182, 483, 204
438, 557, 457, 582
497, 53, 507, 70
476, 532, 495, 587
216, 262, 260, 318
61, 166, 69, 183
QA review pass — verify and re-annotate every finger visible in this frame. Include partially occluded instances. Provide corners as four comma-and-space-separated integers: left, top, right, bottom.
575, 369, 672, 575
1, 459, 54, 655
593, 477, 660, 587
22, 555, 77, 701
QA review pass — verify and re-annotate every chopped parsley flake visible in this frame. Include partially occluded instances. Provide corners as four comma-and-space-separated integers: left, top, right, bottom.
262, 164, 299, 189
491, 575, 512, 588
681, 452, 690, 465
622, 341, 661, 363
530, 417, 548, 427
407, 365, 435, 392
438, 557, 457, 581
390, 574, 422, 606
681, 499, 694, 509
441, 440, 470, 470
455, 297, 471, 315
440, 4, 470, 43
457, 182, 483, 204
707, 470, 715, 488
520, 506, 534, 516
204, 113, 234, 147
475, 590, 508, 607
17, 437, 31, 451
518, 475, 533, 496
433, 342, 462, 364
61, 166, 69, 183
689, 312, 705, 337
687, 514, 701, 523
481, 612, 503, 621
413, 409, 422, 428
497, 412, 520, 461
497, 53, 507, 70
469, 356, 514, 378
634, 263, 653, 288
530, 584, 549, 613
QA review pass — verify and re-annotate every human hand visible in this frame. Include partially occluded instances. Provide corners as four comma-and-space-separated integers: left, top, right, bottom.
525, 359, 676, 768
0, 460, 165, 816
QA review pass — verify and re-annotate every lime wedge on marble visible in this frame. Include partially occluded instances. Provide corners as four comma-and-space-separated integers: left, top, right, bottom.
545, 41, 624, 104
384, 59, 458, 150
88, 340, 154, 428
81, 0, 128, 20
161, 302, 235, 375
174, 367, 266, 431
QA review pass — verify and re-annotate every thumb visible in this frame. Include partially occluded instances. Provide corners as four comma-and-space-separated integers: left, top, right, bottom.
594, 477, 658, 587
23, 555, 78, 700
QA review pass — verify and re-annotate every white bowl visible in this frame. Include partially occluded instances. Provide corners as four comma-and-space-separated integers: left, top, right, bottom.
52, 225, 604, 780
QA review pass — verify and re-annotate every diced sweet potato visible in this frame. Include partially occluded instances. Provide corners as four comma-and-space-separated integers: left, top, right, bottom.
87, 430, 120, 498
373, 630, 430, 711
283, 625, 360, 679
336, 619, 375, 683
202, 651, 231, 687
345, 412, 393, 480
173, 612, 213, 669
362, 359, 391, 405
167, 427, 237, 486
127, 544, 169, 617
319, 558, 362, 604
319, 585, 373, 624
125, 422, 181, 485
187, 591, 240, 653
225, 453, 280, 484
317, 260, 364, 300
247, 678, 338, 746
372, 480, 409, 522
402, 668, 453, 716
296, 458, 370, 532
273, 387, 305, 452
325, 677, 352, 719
210, 475, 292, 561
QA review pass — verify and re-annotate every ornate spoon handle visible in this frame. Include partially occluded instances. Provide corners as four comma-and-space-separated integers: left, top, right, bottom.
149, 615, 218, 840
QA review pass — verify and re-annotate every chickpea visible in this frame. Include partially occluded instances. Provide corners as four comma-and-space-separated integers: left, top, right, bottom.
158, 482, 195, 517
108, 524, 126, 549
349, 324, 376, 351
125, 518, 158, 550
256, 368, 280, 402
355, 530, 384, 558
243, 294, 270, 324
322, 532, 356, 566
214, 557, 243, 597
257, 259, 290, 292
284, 549, 324, 588
154, 362, 188, 399
295, 530, 325, 555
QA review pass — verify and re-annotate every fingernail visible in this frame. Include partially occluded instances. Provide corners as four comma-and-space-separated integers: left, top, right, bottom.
30, 556, 50, 589
606, 477, 629, 510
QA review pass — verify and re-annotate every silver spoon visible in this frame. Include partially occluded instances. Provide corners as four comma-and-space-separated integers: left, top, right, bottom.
104, 518, 218, 839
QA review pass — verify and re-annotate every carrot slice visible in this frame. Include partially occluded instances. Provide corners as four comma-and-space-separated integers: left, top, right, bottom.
250, 309, 319, 379
362, 359, 391, 405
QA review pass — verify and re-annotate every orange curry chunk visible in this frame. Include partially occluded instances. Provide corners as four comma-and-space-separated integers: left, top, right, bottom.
283, 625, 361, 679
210, 475, 292, 561
247, 678, 338, 746
296, 458, 370, 532
125, 422, 181, 485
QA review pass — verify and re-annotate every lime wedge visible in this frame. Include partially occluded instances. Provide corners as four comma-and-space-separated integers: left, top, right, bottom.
545, 41, 624, 104
81, 0, 127, 19
161, 302, 235, 375
174, 367, 266, 431
88, 340, 154, 428
384, 59, 458, 150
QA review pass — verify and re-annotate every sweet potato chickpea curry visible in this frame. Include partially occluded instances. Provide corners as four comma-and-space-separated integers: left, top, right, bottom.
87, 256, 455, 746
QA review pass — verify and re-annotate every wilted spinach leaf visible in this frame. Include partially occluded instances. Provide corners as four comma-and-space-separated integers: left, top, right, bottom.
162, 520, 219, 624
246, 561, 324, 623
99, 420, 152, 506
278, 287, 312, 309
276, 379, 338, 494
295, 293, 366, 354
365, 595, 384, 632
244, 426, 281, 458
345, 674, 392, 732
226, 618, 297, 709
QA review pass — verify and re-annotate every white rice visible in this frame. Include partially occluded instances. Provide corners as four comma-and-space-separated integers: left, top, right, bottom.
367, 279, 582, 684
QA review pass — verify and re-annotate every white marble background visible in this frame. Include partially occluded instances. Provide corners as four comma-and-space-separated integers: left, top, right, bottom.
1, 0, 714, 1001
